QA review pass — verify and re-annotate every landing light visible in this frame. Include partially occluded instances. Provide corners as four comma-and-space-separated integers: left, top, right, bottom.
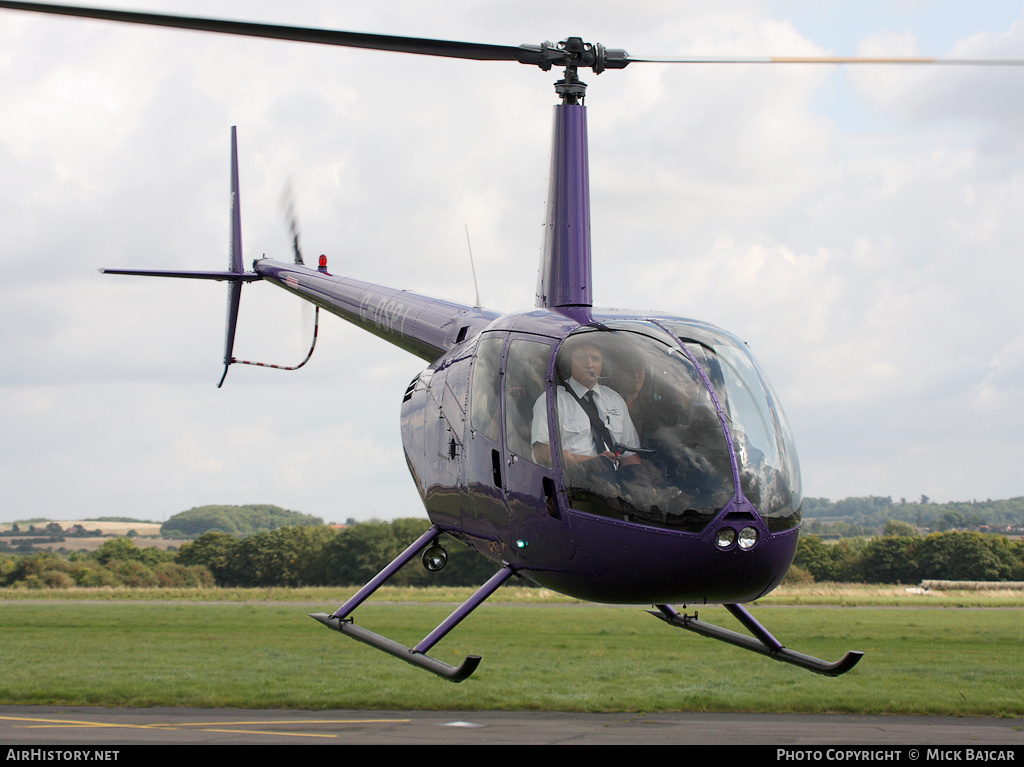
714, 528, 736, 549
738, 527, 758, 550
422, 545, 448, 572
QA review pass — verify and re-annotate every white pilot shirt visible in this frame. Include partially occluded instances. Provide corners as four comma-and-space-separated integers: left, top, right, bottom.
531, 377, 640, 458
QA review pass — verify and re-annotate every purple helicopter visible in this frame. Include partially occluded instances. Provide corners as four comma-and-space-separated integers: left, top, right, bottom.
2, 2, 877, 681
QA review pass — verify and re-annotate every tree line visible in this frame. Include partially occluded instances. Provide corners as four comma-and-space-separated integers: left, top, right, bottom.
793, 528, 1024, 584
0, 519, 498, 589
801, 496, 1024, 538
174, 519, 498, 587
5, 519, 1024, 590
0, 536, 213, 589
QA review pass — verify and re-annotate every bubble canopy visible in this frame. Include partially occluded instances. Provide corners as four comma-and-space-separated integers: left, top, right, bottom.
539, 320, 801, 534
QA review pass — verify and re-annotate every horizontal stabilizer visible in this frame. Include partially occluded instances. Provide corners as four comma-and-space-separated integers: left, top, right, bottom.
99, 268, 260, 281
100, 127, 258, 388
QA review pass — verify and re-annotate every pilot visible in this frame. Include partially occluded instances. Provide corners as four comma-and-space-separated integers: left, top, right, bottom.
531, 340, 641, 470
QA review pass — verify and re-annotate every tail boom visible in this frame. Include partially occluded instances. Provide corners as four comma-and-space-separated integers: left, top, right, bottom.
255, 259, 499, 362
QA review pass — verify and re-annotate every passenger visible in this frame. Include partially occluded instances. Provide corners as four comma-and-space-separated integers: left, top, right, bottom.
618, 361, 652, 441
615, 359, 678, 447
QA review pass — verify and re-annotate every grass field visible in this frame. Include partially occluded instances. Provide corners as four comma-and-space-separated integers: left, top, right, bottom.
1, 587, 1022, 716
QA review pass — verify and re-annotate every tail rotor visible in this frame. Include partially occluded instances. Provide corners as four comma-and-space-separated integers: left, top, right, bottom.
228, 176, 321, 376
280, 178, 305, 266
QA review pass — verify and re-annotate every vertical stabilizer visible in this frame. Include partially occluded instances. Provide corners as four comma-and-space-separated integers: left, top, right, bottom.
218, 126, 245, 388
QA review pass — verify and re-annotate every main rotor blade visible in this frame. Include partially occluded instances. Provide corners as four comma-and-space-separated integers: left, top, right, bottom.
626, 54, 1024, 66
4, 2, 1022, 71
0, 1, 527, 62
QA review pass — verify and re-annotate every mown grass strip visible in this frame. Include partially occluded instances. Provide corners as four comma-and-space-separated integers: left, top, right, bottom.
1, 601, 1021, 716
3, 582, 1024, 606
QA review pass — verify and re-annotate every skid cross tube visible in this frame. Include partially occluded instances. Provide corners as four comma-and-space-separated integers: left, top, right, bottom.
310, 524, 515, 682
649, 603, 864, 677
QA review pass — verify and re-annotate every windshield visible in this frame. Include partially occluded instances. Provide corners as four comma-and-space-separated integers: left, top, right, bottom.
662, 322, 801, 531
543, 324, 801, 533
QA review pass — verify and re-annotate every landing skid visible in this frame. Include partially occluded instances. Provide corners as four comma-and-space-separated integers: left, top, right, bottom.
649, 603, 863, 677
309, 612, 482, 682
311, 524, 514, 683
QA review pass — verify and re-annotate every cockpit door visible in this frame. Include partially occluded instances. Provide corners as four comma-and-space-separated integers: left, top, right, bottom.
462, 333, 508, 542
499, 334, 575, 562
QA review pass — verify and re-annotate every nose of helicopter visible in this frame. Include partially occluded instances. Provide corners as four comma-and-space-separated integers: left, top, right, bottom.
523, 493, 799, 606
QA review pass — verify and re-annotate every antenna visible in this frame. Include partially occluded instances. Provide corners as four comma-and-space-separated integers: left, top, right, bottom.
465, 224, 482, 309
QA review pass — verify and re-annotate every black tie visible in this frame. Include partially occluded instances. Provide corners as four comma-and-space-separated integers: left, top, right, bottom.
581, 390, 615, 454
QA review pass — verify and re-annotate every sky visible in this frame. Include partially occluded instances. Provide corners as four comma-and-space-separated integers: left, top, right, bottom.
1, 0, 1023, 525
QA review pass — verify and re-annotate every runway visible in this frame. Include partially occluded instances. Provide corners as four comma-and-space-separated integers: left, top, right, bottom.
1, 706, 1022, 746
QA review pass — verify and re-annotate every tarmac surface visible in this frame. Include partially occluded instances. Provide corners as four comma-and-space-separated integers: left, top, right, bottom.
1, 706, 1022, 746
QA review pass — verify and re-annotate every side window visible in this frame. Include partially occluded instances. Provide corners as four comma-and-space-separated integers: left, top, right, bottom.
504, 339, 552, 468
470, 336, 504, 442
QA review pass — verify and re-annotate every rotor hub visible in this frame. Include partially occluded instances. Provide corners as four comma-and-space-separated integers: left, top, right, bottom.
515, 37, 629, 101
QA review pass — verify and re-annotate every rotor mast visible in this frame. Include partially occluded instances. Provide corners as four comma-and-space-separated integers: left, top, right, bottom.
535, 38, 626, 310
554, 65, 587, 106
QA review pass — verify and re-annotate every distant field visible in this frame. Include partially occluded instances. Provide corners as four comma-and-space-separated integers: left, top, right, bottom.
0, 589, 1021, 715
1, 521, 163, 537
0, 519, 185, 553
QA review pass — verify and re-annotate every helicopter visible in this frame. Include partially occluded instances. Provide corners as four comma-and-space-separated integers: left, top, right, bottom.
4, 2, 1021, 683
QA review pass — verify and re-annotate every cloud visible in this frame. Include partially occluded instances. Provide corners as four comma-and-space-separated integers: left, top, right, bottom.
1, 0, 1023, 525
